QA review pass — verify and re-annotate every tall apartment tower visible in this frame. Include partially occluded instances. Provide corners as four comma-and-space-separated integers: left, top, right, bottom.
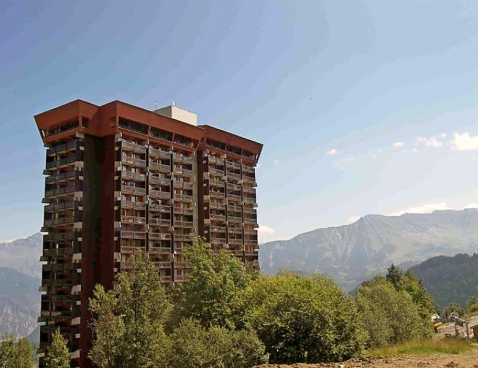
34, 100, 262, 368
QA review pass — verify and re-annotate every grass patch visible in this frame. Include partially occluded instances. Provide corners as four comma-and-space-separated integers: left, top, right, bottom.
368, 338, 474, 356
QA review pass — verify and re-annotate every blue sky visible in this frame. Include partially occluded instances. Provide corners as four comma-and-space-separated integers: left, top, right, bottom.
2, 1, 478, 242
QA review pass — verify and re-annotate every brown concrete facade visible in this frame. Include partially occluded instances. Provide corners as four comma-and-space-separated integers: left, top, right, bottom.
35, 99, 262, 367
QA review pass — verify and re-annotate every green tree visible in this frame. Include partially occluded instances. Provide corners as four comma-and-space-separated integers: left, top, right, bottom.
355, 276, 432, 349
243, 272, 366, 364
44, 329, 70, 368
0, 333, 33, 368
170, 237, 256, 330
465, 295, 478, 315
165, 318, 267, 368
89, 254, 171, 368
442, 303, 464, 320
386, 263, 403, 288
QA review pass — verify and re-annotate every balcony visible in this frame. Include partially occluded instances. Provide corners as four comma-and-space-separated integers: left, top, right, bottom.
242, 165, 255, 174
46, 156, 77, 170
149, 190, 171, 199
43, 248, 74, 257
160, 275, 172, 283
209, 167, 224, 175
149, 218, 171, 227
121, 155, 146, 167
174, 207, 194, 215
174, 220, 193, 228
207, 156, 223, 165
44, 185, 76, 198
174, 261, 188, 268
243, 175, 257, 186
45, 171, 76, 184
121, 200, 146, 210
173, 166, 193, 177
243, 197, 258, 206
174, 193, 193, 202
153, 261, 172, 269
149, 204, 170, 213
174, 234, 191, 241
210, 191, 225, 199
210, 213, 226, 221
174, 274, 187, 282
149, 246, 171, 255
227, 194, 242, 203
209, 202, 226, 211
44, 216, 75, 226
44, 201, 75, 212
210, 237, 226, 244
242, 186, 256, 194
228, 238, 243, 246
149, 148, 171, 160
149, 232, 171, 240
149, 161, 171, 173
149, 176, 170, 186
122, 141, 146, 153
228, 215, 242, 223
44, 232, 75, 242
226, 172, 241, 180
121, 216, 146, 224
46, 141, 77, 156
121, 185, 146, 196
120, 231, 146, 239
226, 161, 241, 170
122, 171, 146, 181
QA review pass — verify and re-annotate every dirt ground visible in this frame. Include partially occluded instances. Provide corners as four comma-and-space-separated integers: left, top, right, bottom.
254, 348, 478, 367
255, 318, 478, 368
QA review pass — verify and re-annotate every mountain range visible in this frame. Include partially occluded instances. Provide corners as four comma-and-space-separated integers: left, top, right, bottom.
0, 234, 42, 337
259, 209, 478, 290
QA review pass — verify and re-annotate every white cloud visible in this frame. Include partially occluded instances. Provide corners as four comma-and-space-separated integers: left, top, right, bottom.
463, 203, 478, 209
392, 142, 404, 148
388, 202, 450, 216
416, 137, 443, 148
440, 133, 447, 139
258, 225, 276, 243
273, 159, 280, 165
347, 215, 361, 224
325, 148, 337, 156
451, 132, 478, 151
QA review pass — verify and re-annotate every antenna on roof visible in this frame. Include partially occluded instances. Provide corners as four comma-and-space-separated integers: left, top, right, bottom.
171, 101, 175, 106
154, 101, 158, 110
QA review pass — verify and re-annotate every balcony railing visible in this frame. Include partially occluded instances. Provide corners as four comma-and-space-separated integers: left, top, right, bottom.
121, 216, 146, 224
122, 171, 146, 181
149, 246, 172, 255
122, 141, 146, 153
174, 220, 193, 228
44, 201, 75, 212
242, 165, 255, 174
120, 231, 146, 239
226, 172, 241, 180
44, 216, 75, 226
46, 141, 77, 156
228, 216, 242, 223
149, 190, 171, 199
149, 204, 170, 213
210, 237, 226, 244
153, 261, 172, 269
207, 156, 223, 165
149, 218, 171, 227
227, 194, 242, 202
45, 171, 76, 184
209, 167, 224, 175
44, 232, 75, 242
121, 200, 146, 210
228, 238, 243, 245
149, 232, 171, 240
226, 161, 241, 170
173, 167, 193, 176
46, 156, 77, 169
174, 234, 191, 241
43, 248, 74, 257
174, 207, 194, 215
150, 176, 170, 186
174, 193, 193, 202
149, 161, 170, 172
210, 213, 226, 221
121, 185, 146, 196
210, 191, 225, 198
44, 185, 76, 198
149, 148, 171, 159
160, 275, 172, 283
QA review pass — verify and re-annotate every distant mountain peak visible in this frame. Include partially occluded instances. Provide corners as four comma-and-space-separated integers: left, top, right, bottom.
259, 208, 478, 291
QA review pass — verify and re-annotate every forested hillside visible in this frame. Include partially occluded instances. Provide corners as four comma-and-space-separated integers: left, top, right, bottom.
410, 253, 478, 309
